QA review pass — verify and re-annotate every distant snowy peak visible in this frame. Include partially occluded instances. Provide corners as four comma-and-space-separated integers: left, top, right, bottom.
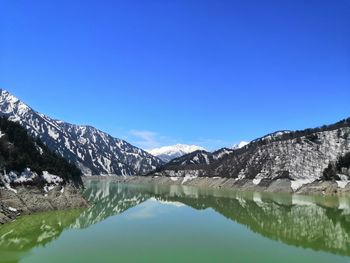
232, 141, 249, 149
147, 144, 206, 163
0, 89, 163, 176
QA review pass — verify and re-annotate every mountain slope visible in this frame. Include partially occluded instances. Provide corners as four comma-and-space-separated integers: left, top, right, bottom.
0, 89, 163, 176
162, 147, 235, 169
149, 118, 350, 184
147, 144, 205, 162
0, 117, 82, 186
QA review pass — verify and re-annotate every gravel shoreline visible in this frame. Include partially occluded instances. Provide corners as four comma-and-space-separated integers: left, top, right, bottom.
2, 176, 348, 224
84, 176, 350, 196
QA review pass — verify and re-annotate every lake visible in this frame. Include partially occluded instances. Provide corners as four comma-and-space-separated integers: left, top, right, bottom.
1, 179, 350, 263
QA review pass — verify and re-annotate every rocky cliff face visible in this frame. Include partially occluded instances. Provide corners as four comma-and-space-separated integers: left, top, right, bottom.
0, 89, 163, 176
0, 185, 87, 224
150, 118, 350, 185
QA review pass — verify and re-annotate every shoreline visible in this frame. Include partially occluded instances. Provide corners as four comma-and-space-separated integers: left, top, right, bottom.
0, 185, 88, 224
3, 175, 347, 225
83, 175, 350, 196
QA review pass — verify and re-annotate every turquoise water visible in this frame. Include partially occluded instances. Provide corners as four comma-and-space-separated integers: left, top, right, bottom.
1, 179, 350, 263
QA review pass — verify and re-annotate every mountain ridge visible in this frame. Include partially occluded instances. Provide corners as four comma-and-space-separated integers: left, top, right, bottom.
147, 144, 206, 162
232, 141, 249, 149
0, 89, 163, 176
148, 117, 350, 187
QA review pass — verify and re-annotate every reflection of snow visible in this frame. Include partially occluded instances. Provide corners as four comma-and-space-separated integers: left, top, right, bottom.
338, 197, 350, 214
236, 196, 247, 208
152, 198, 185, 207
253, 192, 263, 203
292, 195, 316, 206
252, 192, 267, 209
126, 199, 159, 220
126, 197, 187, 220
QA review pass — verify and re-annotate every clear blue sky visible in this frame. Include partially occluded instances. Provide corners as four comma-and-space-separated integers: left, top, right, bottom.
0, 0, 349, 150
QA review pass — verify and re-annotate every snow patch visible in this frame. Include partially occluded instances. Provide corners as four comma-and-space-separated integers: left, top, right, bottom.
291, 179, 315, 192
48, 127, 59, 140
253, 178, 262, 185
147, 144, 206, 162
8, 207, 17, 212
42, 171, 63, 184
336, 181, 349, 189
13, 168, 38, 184
335, 174, 349, 189
232, 141, 249, 149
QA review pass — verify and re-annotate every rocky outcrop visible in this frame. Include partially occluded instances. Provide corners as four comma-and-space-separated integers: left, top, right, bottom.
0, 185, 87, 224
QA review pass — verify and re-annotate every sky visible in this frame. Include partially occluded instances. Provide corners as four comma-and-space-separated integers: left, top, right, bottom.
0, 0, 349, 150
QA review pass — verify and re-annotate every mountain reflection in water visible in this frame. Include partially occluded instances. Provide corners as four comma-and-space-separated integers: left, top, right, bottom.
1, 179, 350, 263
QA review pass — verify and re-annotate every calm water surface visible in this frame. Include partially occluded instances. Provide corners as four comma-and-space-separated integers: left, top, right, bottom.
1, 179, 350, 263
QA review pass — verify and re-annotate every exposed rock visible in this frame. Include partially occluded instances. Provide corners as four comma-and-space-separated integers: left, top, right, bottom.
0, 185, 88, 224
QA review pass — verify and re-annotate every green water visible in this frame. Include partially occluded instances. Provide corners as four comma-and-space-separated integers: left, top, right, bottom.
1, 180, 350, 263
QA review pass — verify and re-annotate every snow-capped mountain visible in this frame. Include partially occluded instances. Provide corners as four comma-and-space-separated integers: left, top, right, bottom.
232, 141, 249, 149
164, 147, 234, 168
149, 118, 350, 185
147, 144, 206, 163
166, 150, 212, 166
0, 89, 163, 176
